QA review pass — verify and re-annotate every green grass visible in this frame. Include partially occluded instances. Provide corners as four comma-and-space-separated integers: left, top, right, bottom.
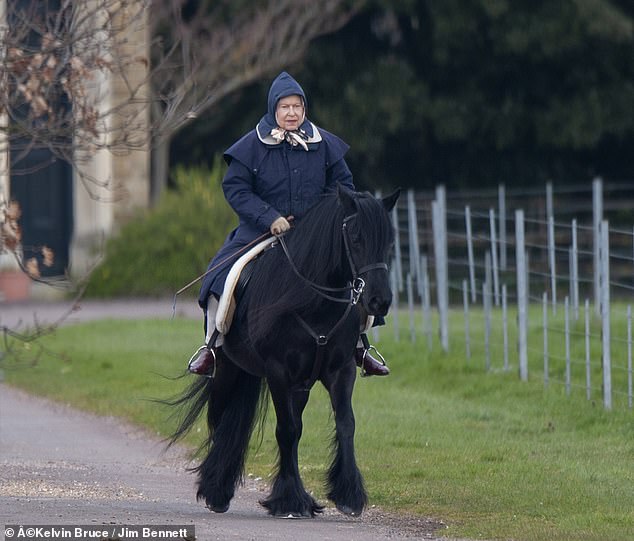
4, 312, 634, 541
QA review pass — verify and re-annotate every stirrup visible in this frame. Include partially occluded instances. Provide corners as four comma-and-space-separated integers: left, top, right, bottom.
188, 345, 217, 378
360, 345, 387, 377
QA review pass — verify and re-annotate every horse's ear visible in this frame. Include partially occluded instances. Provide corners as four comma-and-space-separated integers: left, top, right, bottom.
382, 188, 401, 212
337, 183, 357, 215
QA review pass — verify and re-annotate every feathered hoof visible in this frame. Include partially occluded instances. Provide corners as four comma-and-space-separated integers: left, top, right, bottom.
259, 497, 323, 518
206, 502, 230, 513
336, 504, 363, 517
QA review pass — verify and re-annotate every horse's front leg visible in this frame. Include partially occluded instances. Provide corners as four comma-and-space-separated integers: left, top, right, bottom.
323, 361, 368, 516
260, 372, 323, 517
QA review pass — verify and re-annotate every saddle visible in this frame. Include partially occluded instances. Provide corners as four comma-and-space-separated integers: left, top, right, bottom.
216, 237, 277, 334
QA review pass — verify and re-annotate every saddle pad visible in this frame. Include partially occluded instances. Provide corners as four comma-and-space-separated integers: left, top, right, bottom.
216, 238, 276, 334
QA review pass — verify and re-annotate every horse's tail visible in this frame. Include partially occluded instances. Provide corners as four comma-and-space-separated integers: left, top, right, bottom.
164, 366, 269, 485
164, 376, 211, 447
193, 370, 267, 506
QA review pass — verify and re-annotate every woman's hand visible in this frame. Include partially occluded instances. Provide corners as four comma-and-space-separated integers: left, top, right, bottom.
270, 216, 291, 236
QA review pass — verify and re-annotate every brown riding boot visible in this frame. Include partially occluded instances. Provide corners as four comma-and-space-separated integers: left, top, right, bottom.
188, 345, 217, 376
355, 347, 390, 376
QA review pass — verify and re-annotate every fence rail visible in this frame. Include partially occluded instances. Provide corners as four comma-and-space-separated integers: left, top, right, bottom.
380, 178, 634, 411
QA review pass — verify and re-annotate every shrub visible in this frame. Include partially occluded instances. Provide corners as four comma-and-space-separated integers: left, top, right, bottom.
84, 161, 236, 298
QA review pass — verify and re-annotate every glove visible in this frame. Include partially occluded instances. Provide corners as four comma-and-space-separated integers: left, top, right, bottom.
270, 216, 291, 236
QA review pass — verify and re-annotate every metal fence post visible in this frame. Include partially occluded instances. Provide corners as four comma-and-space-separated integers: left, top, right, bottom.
593, 177, 603, 315
433, 186, 449, 352
516, 209, 529, 381
600, 219, 612, 410
465, 205, 477, 303
571, 219, 579, 321
489, 208, 500, 306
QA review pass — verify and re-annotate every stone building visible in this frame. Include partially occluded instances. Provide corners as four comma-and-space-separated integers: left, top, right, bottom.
1, 0, 151, 298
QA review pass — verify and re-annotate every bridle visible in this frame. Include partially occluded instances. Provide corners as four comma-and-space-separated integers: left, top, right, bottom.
278, 213, 388, 305
277, 211, 389, 391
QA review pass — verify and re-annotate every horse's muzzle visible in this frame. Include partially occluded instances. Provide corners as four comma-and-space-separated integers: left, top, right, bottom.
365, 294, 392, 317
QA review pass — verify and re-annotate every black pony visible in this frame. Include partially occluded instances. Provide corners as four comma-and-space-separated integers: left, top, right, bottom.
169, 185, 400, 517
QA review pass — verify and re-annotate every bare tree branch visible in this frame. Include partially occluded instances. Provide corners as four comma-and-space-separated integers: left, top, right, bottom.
149, 0, 362, 140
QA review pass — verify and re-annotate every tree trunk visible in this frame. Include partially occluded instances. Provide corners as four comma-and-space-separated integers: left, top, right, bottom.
150, 134, 171, 206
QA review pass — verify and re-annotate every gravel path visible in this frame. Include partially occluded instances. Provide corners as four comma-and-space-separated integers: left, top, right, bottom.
0, 300, 455, 540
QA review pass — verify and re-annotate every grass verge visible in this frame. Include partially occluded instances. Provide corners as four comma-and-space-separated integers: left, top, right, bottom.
4, 314, 633, 541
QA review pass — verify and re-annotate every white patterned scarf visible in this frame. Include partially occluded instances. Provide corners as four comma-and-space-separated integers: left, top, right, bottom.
270, 127, 310, 151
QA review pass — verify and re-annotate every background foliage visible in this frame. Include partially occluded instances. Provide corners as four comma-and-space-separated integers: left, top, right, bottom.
171, 0, 634, 190
84, 161, 235, 297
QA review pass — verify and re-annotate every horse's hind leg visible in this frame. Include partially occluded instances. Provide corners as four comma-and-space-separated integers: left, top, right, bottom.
260, 379, 323, 517
195, 358, 262, 513
324, 364, 368, 516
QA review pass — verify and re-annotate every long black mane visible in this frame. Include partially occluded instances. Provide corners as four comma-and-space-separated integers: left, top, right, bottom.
243, 190, 394, 343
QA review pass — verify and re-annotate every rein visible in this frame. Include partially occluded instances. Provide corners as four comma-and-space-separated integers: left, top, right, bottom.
278, 234, 361, 304
279, 212, 388, 392
171, 231, 273, 319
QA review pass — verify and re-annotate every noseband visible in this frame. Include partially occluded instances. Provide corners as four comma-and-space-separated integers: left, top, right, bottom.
277, 211, 389, 391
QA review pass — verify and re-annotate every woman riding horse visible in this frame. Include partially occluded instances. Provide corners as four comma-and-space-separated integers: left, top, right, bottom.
169, 186, 399, 517
188, 71, 389, 377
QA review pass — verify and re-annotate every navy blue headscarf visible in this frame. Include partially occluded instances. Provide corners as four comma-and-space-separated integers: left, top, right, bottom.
256, 72, 314, 139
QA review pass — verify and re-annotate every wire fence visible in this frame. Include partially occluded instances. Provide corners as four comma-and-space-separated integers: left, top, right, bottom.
376, 178, 634, 411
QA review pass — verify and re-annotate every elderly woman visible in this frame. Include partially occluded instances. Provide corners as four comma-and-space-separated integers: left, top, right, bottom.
188, 71, 389, 377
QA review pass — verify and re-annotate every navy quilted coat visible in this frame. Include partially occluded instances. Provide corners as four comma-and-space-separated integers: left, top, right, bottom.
198, 72, 355, 308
